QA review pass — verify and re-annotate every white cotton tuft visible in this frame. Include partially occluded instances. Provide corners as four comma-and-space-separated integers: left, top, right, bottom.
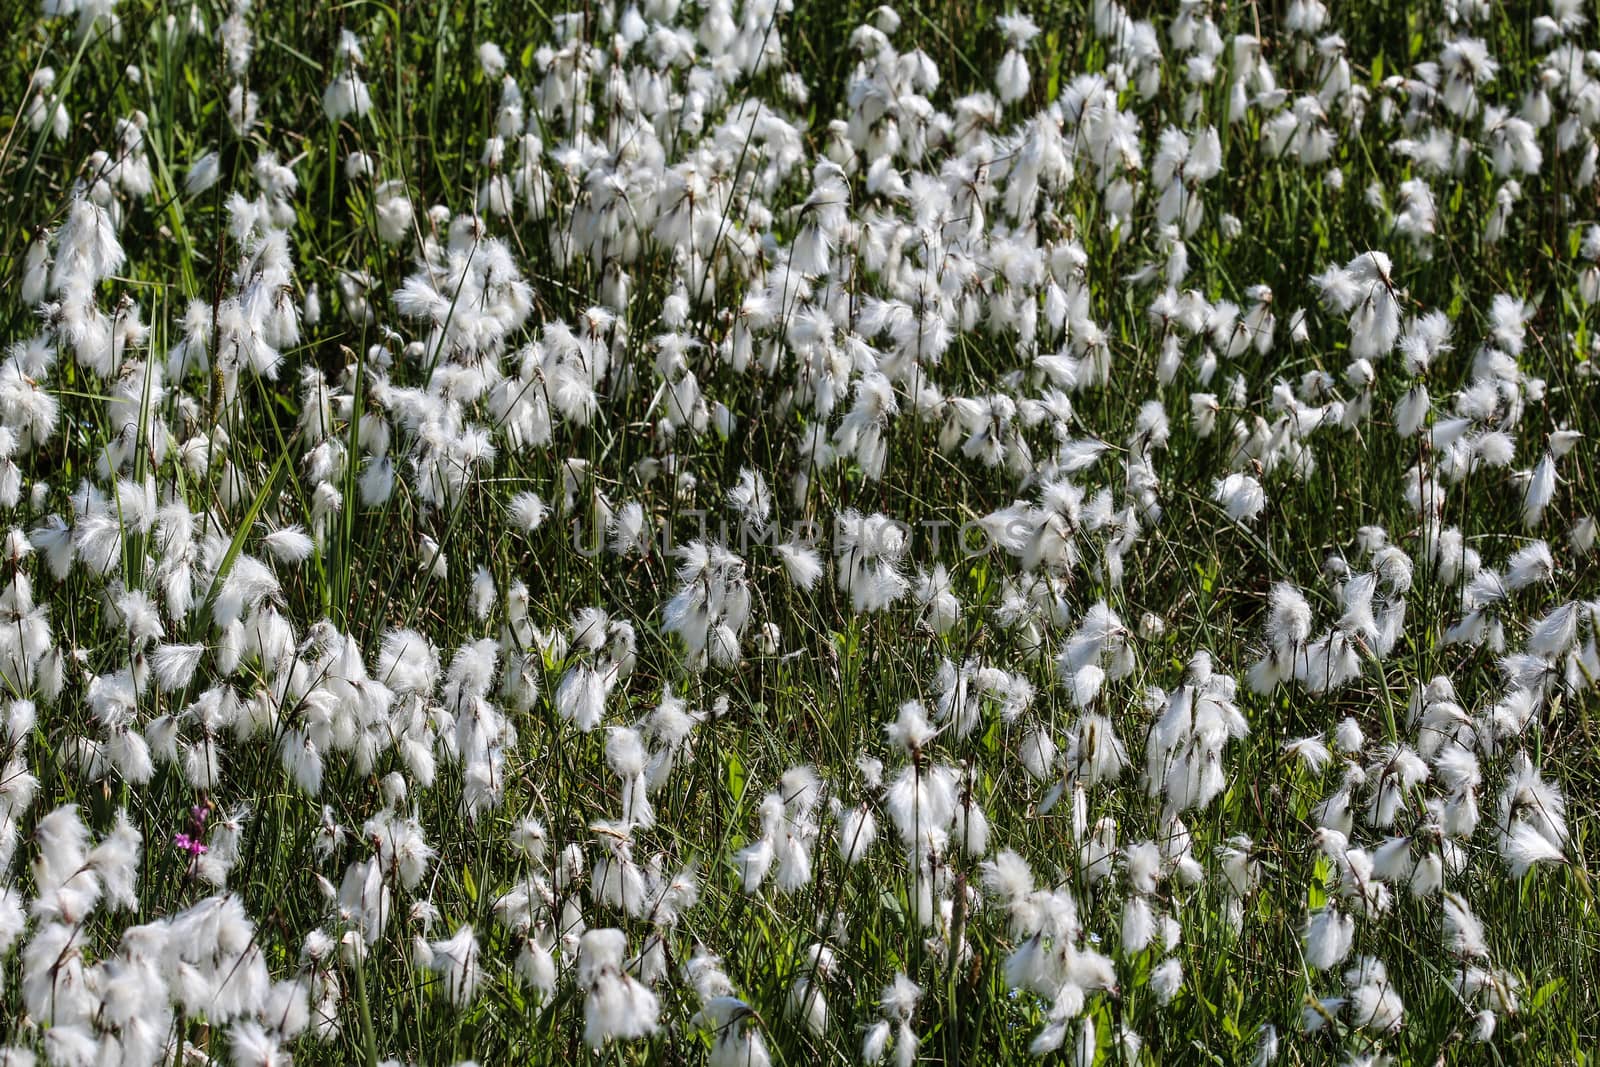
1213, 473, 1266, 525
151, 643, 206, 691
1521, 453, 1557, 529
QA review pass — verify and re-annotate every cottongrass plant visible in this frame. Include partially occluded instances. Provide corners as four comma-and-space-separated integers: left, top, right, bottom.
0, 0, 1595, 1063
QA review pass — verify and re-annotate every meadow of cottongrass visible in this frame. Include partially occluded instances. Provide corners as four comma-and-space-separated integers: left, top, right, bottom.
0, 0, 1596, 1064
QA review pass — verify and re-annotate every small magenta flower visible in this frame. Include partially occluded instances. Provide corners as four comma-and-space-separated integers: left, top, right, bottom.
173, 802, 212, 856
172, 832, 208, 856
